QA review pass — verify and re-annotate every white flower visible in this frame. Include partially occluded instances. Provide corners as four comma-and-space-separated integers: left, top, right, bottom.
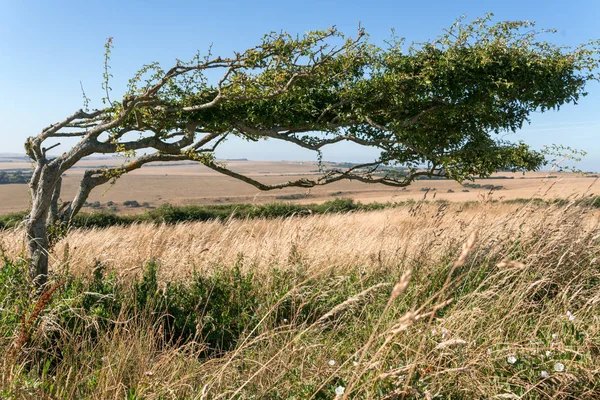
545, 351, 552, 357
507, 356, 517, 364
431, 329, 437, 335
541, 370, 550, 378
487, 348, 492, 355
335, 386, 345, 396
352, 361, 358, 366
567, 311, 575, 321
328, 360, 336, 366
554, 362, 565, 372
551, 333, 558, 340
283, 318, 289, 323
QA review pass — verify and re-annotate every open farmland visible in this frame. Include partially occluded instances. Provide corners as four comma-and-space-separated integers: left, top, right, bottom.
1, 155, 598, 214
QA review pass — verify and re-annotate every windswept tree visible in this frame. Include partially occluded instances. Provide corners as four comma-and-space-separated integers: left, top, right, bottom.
25, 15, 599, 285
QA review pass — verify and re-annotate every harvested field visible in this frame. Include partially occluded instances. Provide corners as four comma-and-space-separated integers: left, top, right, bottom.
0, 157, 598, 214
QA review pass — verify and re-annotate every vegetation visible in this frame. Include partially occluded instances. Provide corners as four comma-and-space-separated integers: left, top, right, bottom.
4, 197, 600, 231
0, 170, 31, 185
275, 193, 314, 200
123, 200, 141, 208
1, 201, 599, 398
0, 199, 386, 229
23, 15, 600, 284
462, 182, 505, 190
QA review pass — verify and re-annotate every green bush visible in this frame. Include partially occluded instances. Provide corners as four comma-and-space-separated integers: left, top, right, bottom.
0, 211, 27, 229
123, 200, 141, 208
462, 183, 505, 190
0, 254, 393, 361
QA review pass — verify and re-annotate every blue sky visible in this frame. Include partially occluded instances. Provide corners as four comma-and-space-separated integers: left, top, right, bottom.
1, 0, 599, 169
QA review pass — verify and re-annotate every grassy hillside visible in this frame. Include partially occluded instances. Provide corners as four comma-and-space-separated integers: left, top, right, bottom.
1, 200, 600, 398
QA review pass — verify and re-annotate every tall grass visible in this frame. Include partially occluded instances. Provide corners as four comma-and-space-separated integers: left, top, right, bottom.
1, 199, 600, 398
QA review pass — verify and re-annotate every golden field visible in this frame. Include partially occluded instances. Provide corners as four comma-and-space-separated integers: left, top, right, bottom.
1, 157, 599, 214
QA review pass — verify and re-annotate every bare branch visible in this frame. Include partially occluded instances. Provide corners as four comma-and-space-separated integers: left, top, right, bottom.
42, 143, 61, 157
233, 121, 382, 150
40, 109, 104, 139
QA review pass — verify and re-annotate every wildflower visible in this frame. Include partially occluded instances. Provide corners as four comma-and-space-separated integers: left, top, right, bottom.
551, 333, 558, 340
335, 386, 345, 396
431, 329, 437, 335
283, 318, 289, 323
507, 356, 517, 364
567, 311, 575, 321
353, 361, 358, 366
554, 363, 565, 372
545, 350, 551, 357
328, 360, 336, 366
541, 370, 550, 378
487, 348, 492, 355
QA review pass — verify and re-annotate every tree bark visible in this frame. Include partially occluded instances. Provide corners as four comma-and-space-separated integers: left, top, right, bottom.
26, 163, 60, 286
26, 210, 50, 286
47, 176, 62, 226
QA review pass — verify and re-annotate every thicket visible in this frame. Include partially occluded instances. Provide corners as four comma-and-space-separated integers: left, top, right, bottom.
3, 197, 600, 231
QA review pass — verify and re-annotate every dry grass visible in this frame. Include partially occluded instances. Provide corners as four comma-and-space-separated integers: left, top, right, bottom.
1, 198, 600, 398
4, 201, 598, 281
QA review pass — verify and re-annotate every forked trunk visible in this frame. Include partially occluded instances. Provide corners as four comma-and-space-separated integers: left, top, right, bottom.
27, 164, 60, 286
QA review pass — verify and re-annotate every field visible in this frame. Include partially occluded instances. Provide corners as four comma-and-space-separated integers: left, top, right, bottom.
1, 199, 600, 398
1, 154, 599, 214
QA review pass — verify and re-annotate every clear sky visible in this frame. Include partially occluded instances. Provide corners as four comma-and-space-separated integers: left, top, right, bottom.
1, 0, 599, 169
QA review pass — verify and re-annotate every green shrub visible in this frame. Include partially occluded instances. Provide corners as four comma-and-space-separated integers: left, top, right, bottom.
0, 212, 27, 229
275, 193, 313, 200
123, 200, 141, 208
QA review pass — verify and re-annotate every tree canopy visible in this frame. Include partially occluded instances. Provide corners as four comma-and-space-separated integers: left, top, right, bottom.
23, 14, 600, 283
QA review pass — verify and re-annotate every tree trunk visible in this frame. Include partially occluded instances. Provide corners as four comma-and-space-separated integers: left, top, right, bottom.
47, 176, 62, 226
26, 210, 50, 286
27, 164, 60, 286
